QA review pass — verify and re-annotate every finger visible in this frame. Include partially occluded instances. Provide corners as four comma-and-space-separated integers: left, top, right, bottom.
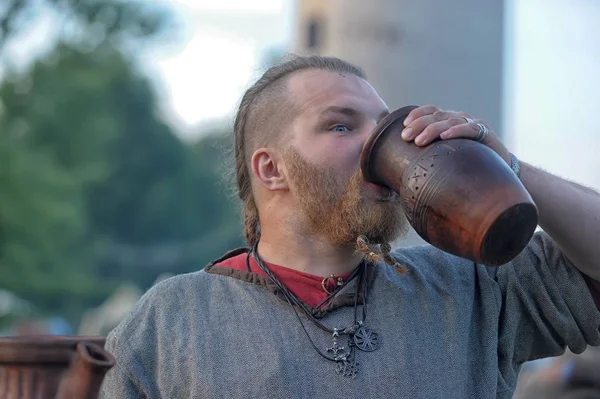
401, 114, 436, 141
439, 120, 481, 140
414, 118, 464, 146
402, 112, 463, 141
431, 110, 458, 122
455, 111, 474, 120
403, 105, 440, 126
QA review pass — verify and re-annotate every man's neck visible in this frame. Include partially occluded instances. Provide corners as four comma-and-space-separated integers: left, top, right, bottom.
257, 228, 363, 277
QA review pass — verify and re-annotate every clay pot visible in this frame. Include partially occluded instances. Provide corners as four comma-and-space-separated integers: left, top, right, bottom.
360, 105, 539, 266
0, 335, 115, 399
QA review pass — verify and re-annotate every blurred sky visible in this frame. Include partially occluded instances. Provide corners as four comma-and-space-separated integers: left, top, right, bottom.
151, 0, 600, 188
504, 0, 600, 188
3, 0, 599, 187
143, 0, 295, 136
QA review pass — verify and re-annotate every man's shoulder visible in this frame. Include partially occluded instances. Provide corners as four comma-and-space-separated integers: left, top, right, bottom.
380, 242, 503, 296
389, 243, 474, 275
383, 231, 566, 293
124, 266, 254, 316
142, 268, 217, 301
135, 247, 252, 305
100, 255, 254, 397
108, 271, 210, 331
106, 249, 257, 340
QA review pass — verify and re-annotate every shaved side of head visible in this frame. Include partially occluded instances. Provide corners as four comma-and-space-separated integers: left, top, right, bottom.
242, 77, 295, 162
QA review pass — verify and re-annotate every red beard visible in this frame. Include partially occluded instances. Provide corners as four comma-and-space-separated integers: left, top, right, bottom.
284, 147, 408, 247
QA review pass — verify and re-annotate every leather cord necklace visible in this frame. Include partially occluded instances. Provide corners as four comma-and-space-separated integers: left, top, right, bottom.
249, 242, 381, 378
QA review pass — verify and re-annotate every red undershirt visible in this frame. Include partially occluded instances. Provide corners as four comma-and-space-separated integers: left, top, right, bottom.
216, 252, 353, 309
215, 252, 600, 311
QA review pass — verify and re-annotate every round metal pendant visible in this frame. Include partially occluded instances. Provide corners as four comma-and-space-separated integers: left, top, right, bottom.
353, 327, 380, 352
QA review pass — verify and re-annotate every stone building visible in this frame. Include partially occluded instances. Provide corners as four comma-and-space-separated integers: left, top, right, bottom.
292, 0, 505, 246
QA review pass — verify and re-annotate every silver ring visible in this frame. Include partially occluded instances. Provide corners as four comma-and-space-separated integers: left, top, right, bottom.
475, 123, 489, 142
462, 116, 475, 124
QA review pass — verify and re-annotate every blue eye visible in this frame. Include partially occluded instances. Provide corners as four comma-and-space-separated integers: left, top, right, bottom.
332, 124, 349, 132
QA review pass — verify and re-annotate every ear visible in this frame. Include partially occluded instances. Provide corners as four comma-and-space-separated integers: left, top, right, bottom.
250, 148, 289, 191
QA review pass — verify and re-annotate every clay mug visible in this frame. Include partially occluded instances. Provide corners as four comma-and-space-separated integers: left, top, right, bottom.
0, 335, 115, 399
360, 105, 538, 266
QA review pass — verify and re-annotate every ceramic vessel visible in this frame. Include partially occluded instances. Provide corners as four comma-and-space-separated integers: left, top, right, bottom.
0, 335, 114, 399
360, 105, 538, 266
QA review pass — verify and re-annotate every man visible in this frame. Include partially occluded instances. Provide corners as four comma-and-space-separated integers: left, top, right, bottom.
99, 55, 600, 398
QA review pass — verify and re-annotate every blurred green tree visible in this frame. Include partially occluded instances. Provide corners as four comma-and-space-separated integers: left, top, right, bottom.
0, 0, 171, 55
0, 45, 135, 320
0, 43, 245, 320
0, 0, 244, 323
0, 123, 98, 319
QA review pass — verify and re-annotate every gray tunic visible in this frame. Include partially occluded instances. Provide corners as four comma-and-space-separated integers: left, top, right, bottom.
99, 232, 600, 398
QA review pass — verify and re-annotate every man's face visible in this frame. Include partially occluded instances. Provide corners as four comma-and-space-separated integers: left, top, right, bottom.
282, 69, 408, 246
